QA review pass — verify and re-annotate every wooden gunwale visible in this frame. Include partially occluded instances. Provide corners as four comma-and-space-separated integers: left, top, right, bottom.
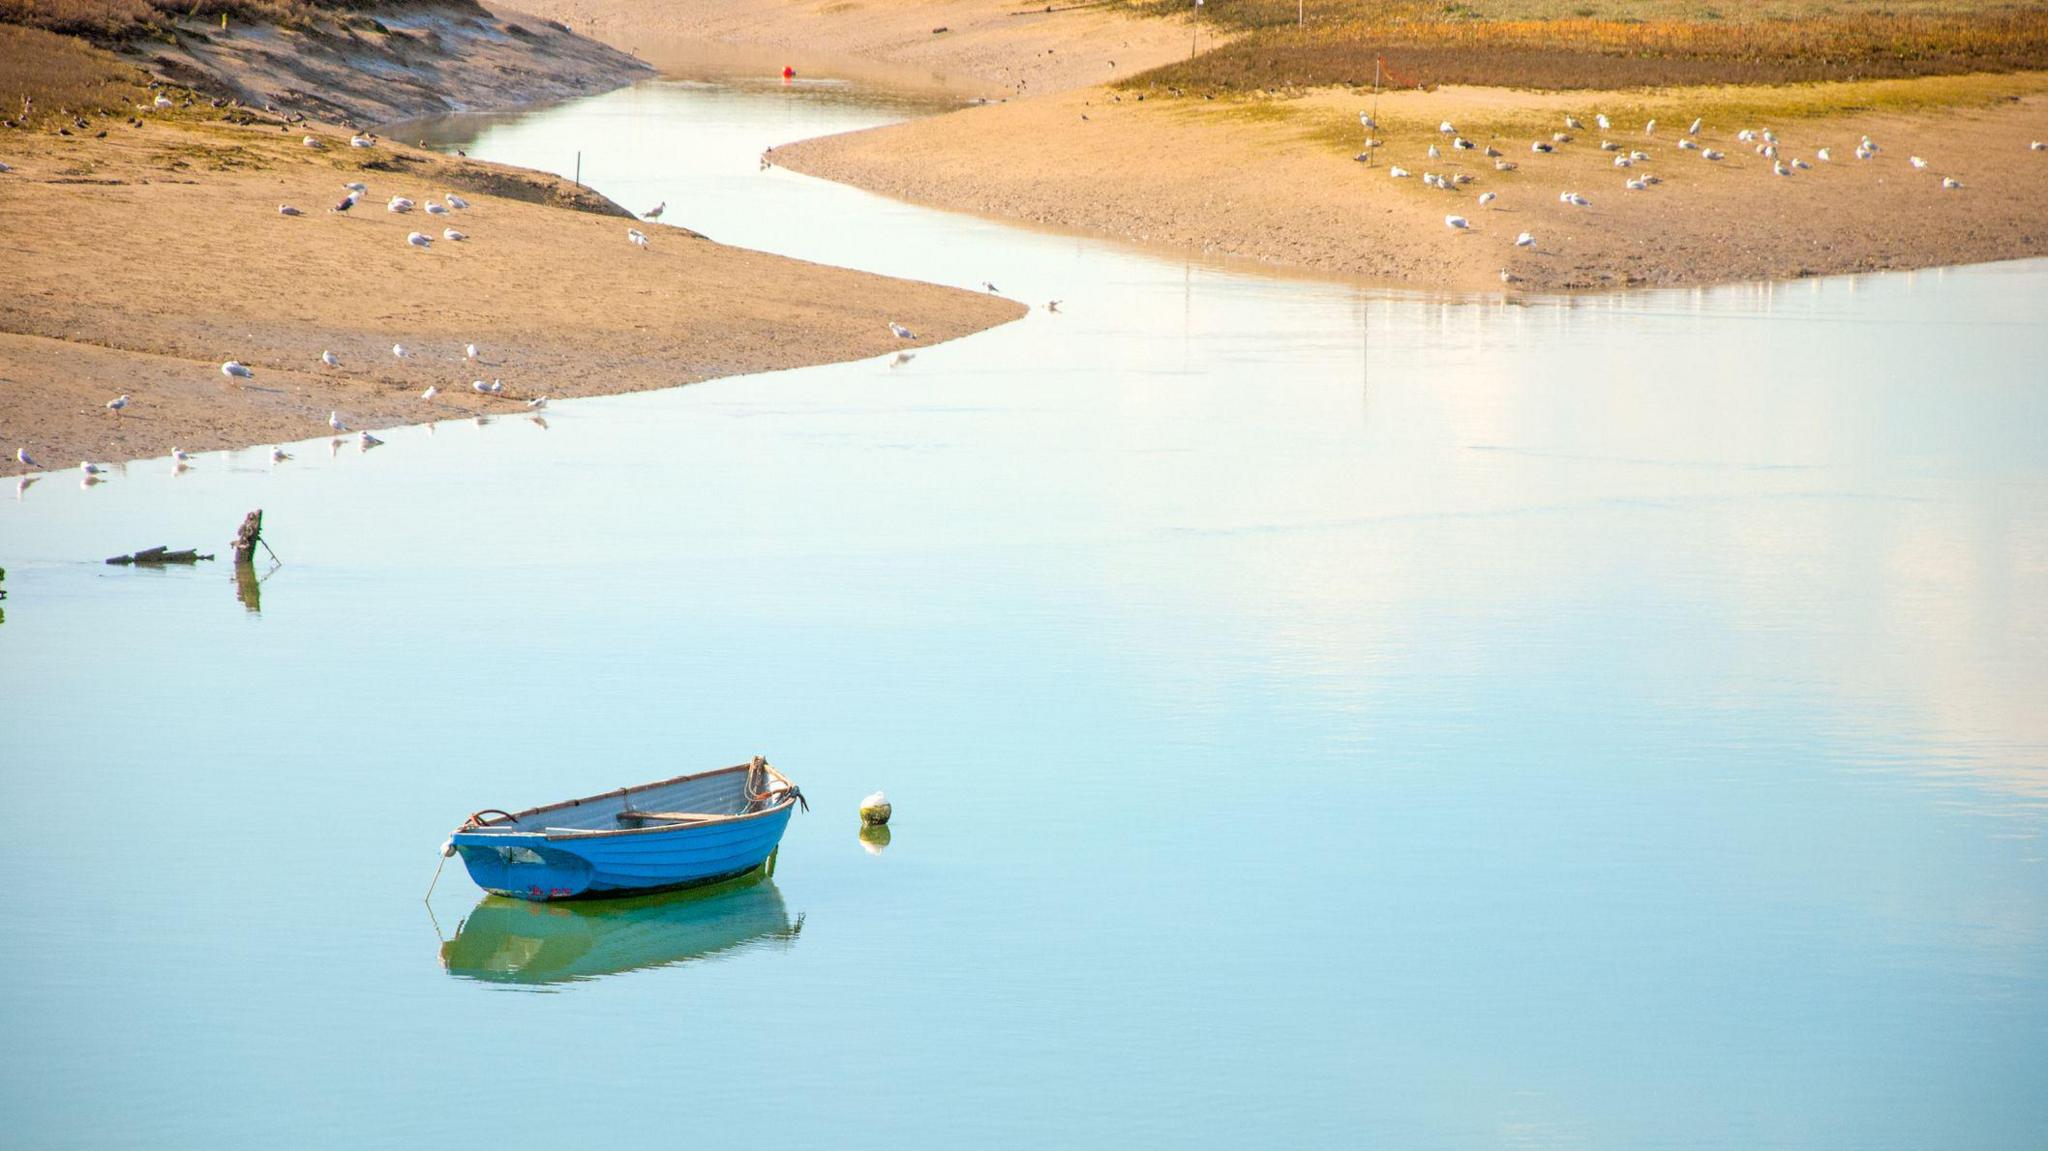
456, 761, 798, 842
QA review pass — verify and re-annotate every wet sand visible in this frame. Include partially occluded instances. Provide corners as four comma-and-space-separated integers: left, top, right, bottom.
0, 116, 1022, 474
771, 77, 2048, 293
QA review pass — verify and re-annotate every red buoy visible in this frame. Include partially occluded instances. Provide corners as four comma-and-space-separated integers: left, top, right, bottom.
781, 66, 795, 80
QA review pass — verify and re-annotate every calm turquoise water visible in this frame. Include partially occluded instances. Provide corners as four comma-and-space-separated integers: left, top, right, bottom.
3, 76, 2045, 1149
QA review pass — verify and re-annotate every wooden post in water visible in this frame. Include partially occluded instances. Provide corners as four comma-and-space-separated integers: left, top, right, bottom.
232, 509, 264, 565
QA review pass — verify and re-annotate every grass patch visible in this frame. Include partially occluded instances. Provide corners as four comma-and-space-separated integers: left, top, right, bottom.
1121, 0, 2048, 91
1, 0, 451, 44
0, 23, 148, 116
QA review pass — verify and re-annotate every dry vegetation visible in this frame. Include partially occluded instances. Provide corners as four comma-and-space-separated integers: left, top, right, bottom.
0, 0, 393, 41
0, 23, 149, 116
1123, 0, 2048, 91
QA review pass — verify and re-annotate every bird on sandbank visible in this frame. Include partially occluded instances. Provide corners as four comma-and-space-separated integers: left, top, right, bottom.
106, 394, 129, 415
406, 232, 432, 249
889, 322, 915, 339
328, 411, 348, 432
222, 360, 253, 379
322, 351, 340, 368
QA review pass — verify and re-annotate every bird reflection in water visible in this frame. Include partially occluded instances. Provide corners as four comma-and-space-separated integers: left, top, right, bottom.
859, 824, 892, 855
439, 871, 800, 986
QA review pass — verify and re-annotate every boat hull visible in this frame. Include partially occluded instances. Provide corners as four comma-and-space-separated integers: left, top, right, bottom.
452, 803, 794, 901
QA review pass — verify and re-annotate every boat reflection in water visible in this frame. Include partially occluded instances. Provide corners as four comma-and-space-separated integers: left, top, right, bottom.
440, 871, 800, 986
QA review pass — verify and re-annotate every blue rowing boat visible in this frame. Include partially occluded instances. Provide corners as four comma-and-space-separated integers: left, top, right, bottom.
447, 757, 805, 901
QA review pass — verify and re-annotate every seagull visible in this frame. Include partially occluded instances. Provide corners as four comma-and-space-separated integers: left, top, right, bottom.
1438, 120, 1454, 134
1444, 214, 1469, 230
1909, 156, 1929, 169
1596, 113, 1610, 130
1942, 176, 1963, 189
489, 379, 504, 394
1453, 137, 1473, 150
1600, 140, 1620, 151
1494, 160, 1517, 171
1678, 138, 1699, 151
153, 95, 173, 110
1791, 157, 1810, 169
1763, 129, 1777, 144
443, 228, 467, 241
322, 350, 340, 367
1389, 166, 1410, 178
388, 196, 414, 213
1644, 118, 1656, 136
627, 228, 650, 250
1565, 115, 1583, 130
1703, 149, 1725, 160
471, 380, 490, 394
81, 461, 107, 475
425, 202, 448, 216
1046, 300, 1061, 312
1563, 191, 1589, 206
328, 411, 348, 432
525, 396, 547, 409
171, 447, 191, 463
1428, 143, 1441, 159
1688, 117, 1703, 135
889, 322, 915, 339
1631, 150, 1650, 160
271, 446, 291, 462
1360, 112, 1378, 130
1817, 147, 1831, 161
1615, 155, 1633, 167
980, 282, 1001, 294
1478, 191, 1496, 207
2033, 141, 2046, 151
644, 201, 665, 220
222, 360, 254, 379
1499, 269, 1519, 283
17, 447, 39, 467
422, 385, 438, 400
1626, 177, 1646, 190
359, 431, 383, 448
465, 343, 478, 361
392, 344, 407, 359
278, 204, 303, 216
1532, 141, 1554, 153
301, 135, 321, 149
406, 232, 432, 248
350, 134, 375, 148
106, 394, 129, 415
1515, 232, 1535, 247
446, 193, 469, 208
1774, 160, 1790, 176
331, 193, 356, 213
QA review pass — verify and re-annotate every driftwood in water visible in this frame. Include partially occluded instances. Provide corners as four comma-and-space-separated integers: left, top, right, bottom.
232, 509, 265, 565
106, 546, 214, 566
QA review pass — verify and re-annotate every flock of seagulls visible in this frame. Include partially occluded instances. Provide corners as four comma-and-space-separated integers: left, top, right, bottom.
1367, 107, 2030, 282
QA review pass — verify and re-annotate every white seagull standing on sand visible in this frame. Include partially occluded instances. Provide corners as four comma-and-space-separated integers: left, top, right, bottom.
472, 380, 491, 394
443, 228, 467, 241
388, 196, 414, 213
153, 95, 173, 110
1689, 117, 1703, 135
351, 134, 375, 148
1389, 166, 1410, 178
222, 360, 254, 379
889, 322, 915, 339
278, 204, 303, 216
392, 344, 407, 359
328, 411, 348, 433
465, 343, 478, 361
1515, 232, 1535, 247
322, 350, 340, 367
446, 193, 469, 209
1910, 156, 1929, 169
422, 385, 439, 400
1817, 147, 1831, 162
1644, 118, 1657, 136
106, 394, 129, 415
1478, 191, 1497, 207
627, 227, 650, 250
1444, 214, 1470, 230
425, 203, 448, 216
17, 447, 39, 468
406, 232, 432, 249
1942, 176, 1963, 189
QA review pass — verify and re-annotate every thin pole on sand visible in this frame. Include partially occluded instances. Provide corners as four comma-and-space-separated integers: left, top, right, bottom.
575, 150, 582, 188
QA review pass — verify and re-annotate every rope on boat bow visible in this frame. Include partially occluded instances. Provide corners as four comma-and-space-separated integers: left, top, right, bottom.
746, 756, 807, 813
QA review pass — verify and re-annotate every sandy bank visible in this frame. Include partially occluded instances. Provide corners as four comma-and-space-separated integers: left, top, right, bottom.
0, 112, 1023, 475
771, 76, 2048, 292
505, 0, 1198, 96
126, 1, 649, 127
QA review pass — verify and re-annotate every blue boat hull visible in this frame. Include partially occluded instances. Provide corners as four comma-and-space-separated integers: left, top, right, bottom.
453, 803, 795, 901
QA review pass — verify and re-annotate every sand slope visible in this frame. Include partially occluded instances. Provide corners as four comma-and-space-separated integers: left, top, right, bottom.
0, 116, 1022, 473
508, 0, 1199, 96
772, 78, 2048, 291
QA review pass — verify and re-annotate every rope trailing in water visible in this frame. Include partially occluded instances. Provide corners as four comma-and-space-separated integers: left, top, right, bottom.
424, 843, 452, 903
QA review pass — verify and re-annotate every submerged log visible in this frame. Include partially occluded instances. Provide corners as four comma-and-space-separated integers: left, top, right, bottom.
106, 546, 215, 565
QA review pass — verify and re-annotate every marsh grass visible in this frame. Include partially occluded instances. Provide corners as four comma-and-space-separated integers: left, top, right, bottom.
1123, 0, 2048, 91
0, 23, 148, 116
1, 0, 401, 42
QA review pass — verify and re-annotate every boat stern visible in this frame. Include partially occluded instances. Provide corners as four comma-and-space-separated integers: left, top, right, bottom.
451, 834, 597, 901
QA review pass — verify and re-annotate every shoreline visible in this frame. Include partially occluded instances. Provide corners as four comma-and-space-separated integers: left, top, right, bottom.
0, 27, 1024, 477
